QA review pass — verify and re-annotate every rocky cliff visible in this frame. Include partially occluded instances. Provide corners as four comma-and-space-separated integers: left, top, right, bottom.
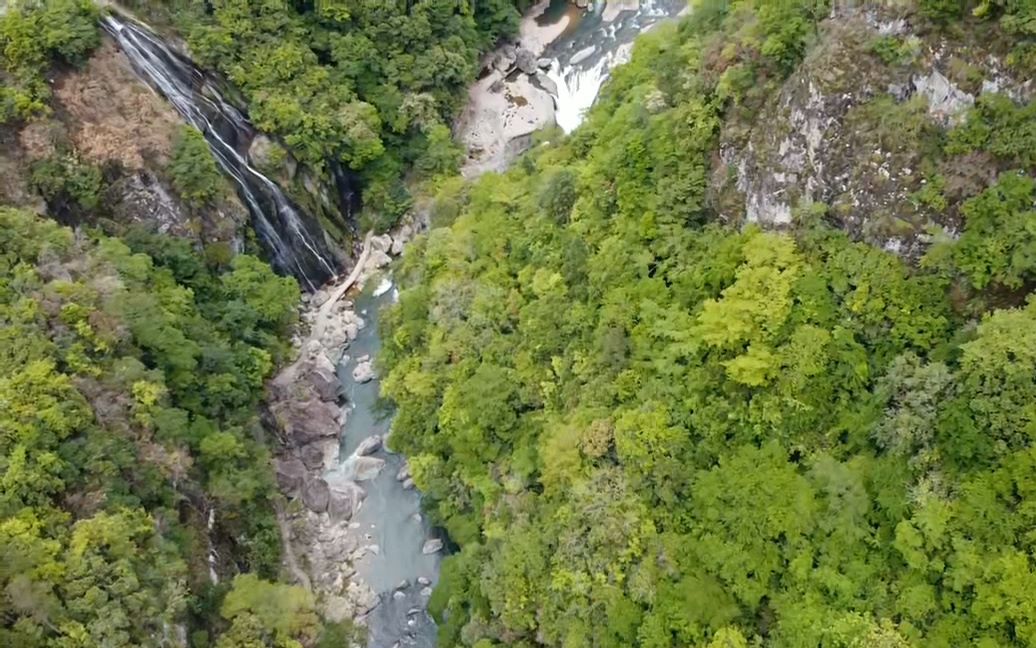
712, 4, 1032, 260
2, 39, 249, 247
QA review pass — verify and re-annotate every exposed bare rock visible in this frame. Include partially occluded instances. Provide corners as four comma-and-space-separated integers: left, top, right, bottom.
348, 456, 386, 482
352, 359, 376, 384
913, 70, 974, 126
421, 538, 443, 555
272, 398, 341, 446
602, 0, 640, 22
328, 480, 366, 521
516, 47, 538, 74
713, 8, 1030, 259
302, 478, 331, 513
275, 457, 306, 493
354, 435, 383, 456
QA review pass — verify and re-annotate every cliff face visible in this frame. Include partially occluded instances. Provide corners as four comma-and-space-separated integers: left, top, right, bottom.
1, 39, 248, 247
713, 5, 1032, 260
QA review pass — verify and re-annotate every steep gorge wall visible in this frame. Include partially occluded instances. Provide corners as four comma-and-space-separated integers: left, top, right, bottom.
713, 4, 1032, 259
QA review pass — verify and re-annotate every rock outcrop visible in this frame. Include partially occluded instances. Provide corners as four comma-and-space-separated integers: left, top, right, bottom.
266, 212, 427, 631
713, 6, 1032, 259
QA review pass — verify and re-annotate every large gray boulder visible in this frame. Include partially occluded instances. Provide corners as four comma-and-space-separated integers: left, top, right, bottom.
352, 360, 375, 384
328, 480, 366, 520
302, 478, 331, 513
515, 47, 537, 75
273, 398, 341, 446
274, 457, 306, 493
354, 435, 382, 456
350, 456, 386, 481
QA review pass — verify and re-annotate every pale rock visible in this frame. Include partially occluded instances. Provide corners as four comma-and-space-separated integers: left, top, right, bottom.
352, 360, 375, 384
913, 70, 974, 126
302, 478, 330, 513
569, 45, 595, 66
393, 591, 406, 601
422, 538, 443, 555
328, 480, 366, 520
515, 47, 538, 74
420, 587, 433, 597
402, 478, 416, 490
417, 576, 431, 587
354, 435, 382, 456
370, 234, 393, 254
396, 463, 411, 481
274, 457, 306, 493
350, 456, 386, 481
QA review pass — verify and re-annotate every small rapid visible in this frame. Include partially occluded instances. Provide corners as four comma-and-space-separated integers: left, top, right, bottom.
101, 14, 343, 291
543, 0, 685, 132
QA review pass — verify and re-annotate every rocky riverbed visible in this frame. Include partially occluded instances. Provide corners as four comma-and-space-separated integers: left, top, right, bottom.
456, 0, 684, 176
267, 2, 687, 645
267, 213, 431, 646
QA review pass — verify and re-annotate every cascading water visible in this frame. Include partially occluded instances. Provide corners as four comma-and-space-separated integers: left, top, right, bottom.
101, 14, 342, 291
543, 0, 685, 132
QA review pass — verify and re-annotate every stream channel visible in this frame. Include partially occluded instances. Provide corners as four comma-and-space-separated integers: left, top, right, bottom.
334, 3, 685, 647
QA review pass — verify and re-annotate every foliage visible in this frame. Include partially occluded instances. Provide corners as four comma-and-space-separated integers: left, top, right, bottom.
169, 126, 224, 207
29, 153, 104, 220
0, 206, 302, 646
171, 0, 530, 215
378, 3, 1036, 647
0, 0, 100, 123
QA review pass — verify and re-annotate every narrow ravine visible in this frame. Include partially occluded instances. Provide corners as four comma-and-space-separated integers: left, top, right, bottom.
331, 4, 685, 647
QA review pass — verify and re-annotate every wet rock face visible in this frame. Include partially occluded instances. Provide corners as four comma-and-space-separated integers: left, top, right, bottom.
713, 7, 1031, 259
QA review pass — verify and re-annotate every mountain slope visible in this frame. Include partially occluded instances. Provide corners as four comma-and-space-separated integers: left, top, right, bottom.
381, 1, 1036, 646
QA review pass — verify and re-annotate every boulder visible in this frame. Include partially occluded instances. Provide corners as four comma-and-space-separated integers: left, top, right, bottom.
536, 72, 558, 98
307, 354, 340, 402
352, 360, 375, 384
494, 47, 517, 73
396, 463, 411, 481
274, 457, 306, 493
299, 442, 327, 470
417, 576, 431, 587
370, 234, 393, 254
302, 478, 331, 513
274, 399, 341, 446
420, 587, 433, 597
367, 249, 392, 270
515, 47, 538, 75
402, 478, 416, 490
569, 45, 595, 66
354, 435, 382, 456
537, 57, 552, 69
328, 480, 366, 520
421, 538, 444, 555
351, 456, 386, 481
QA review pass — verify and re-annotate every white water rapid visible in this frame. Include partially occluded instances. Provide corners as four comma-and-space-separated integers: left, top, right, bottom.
543, 0, 683, 132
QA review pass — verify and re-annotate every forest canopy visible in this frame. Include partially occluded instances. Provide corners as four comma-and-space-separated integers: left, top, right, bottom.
379, 1, 1036, 646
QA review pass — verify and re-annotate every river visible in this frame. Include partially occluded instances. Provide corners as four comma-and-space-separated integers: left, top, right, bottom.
333, 3, 684, 647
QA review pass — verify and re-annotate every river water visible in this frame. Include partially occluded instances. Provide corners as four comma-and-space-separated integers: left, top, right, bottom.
543, 0, 685, 132
334, 4, 684, 647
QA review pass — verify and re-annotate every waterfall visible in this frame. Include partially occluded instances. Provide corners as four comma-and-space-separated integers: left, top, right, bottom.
542, 0, 683, 133
101, 15, 341, 291
545, 41, 633, 133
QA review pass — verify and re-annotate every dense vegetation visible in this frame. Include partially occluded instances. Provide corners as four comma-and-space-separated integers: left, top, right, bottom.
120, 0, 534, 225
0, 203, 350, 646
380, 1, 1036, 646
0, 0, 100, 123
